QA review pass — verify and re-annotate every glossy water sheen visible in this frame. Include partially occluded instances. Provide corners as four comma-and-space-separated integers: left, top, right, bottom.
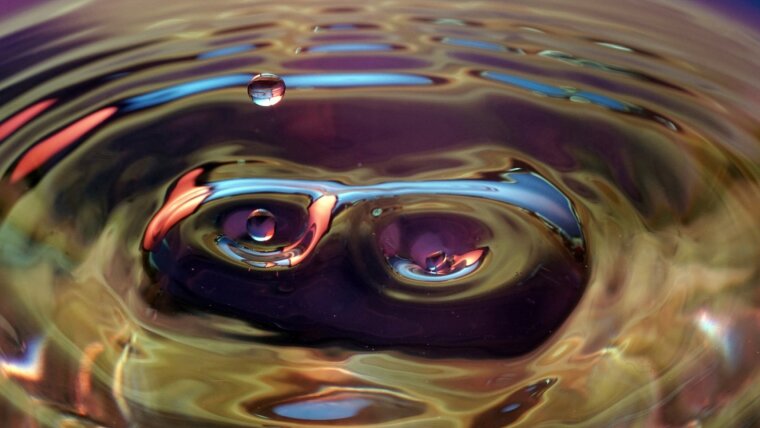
1, 1, 760, 427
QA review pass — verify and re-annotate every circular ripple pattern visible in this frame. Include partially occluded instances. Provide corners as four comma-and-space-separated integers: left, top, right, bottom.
1, 1, 760, 427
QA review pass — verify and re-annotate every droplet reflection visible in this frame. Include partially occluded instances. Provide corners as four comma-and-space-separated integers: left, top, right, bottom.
246, 209, 276, 242
247, 73, 286, 107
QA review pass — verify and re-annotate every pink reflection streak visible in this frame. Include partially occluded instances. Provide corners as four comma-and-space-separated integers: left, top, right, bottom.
283, 195, 337, 266
143, 168, 211, 250
0, 99, 56, 142
10, 106, 118, 183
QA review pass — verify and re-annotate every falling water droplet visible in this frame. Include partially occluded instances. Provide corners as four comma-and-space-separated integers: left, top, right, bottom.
247, 73, 286, 107
246, 209, 276, 242
424, 250, 449, 273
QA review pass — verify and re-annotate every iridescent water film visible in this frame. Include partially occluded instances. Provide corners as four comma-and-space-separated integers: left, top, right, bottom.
1, 0, 760, 426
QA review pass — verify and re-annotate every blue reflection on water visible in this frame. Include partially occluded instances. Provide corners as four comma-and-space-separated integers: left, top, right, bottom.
571, 91, 630, 111
206, 171, 583, 241
481, 71, 632, 112
440, 37, 506, 52
304, 43, 396, 53
121, 73, 434, 111
197, 44, 256, 59
284, 73, 433, 88
273, 398, 372, 421
501, 403, 521, 413
481, 71, 568, 97
122, 74, 249, 111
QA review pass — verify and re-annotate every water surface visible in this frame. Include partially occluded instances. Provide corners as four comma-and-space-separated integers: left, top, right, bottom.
1, 0, 760, 426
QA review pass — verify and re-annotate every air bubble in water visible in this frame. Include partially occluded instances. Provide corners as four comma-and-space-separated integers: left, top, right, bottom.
247, 73, 285, 107
246, 209, 276, 242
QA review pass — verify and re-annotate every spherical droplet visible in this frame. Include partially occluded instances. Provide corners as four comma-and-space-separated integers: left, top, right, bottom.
371, 208, 383, 217
247, 73, 285, 107
246, 209, 276, 242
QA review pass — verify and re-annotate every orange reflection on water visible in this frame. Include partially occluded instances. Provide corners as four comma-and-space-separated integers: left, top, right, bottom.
0, 99, 56, 142
284, 195, 337, 266
143, 168, 210, 249
10, 106, 117, 183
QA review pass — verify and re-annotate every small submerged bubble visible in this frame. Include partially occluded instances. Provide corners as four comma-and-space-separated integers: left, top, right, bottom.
424, 250, 449, 273
247, 73, 286, 107
246, 209, 276, 242
409, 232, 455, 275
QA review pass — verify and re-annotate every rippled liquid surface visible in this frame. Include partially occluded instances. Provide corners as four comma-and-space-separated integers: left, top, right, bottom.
1, 0, 760, 426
